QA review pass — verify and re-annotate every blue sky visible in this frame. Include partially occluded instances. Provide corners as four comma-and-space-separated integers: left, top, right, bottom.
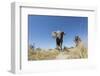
28, 15, 88, 48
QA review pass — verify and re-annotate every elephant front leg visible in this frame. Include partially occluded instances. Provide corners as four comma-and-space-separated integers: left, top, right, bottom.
60, 40, 63, 51
56, 43, 59, 49
56, 38, 61, 50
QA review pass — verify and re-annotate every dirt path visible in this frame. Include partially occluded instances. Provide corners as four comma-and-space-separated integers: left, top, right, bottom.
56, 52, 70, 59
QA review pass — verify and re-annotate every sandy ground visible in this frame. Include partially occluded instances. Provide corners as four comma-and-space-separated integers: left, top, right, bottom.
56, 52, 70, 59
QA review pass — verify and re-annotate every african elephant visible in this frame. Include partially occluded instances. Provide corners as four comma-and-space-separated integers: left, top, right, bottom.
52, 31, 65, 51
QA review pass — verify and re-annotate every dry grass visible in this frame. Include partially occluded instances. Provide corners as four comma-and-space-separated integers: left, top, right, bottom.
64, 42, 88, 59
28, 42, 88, 60
28, 48, 60, 60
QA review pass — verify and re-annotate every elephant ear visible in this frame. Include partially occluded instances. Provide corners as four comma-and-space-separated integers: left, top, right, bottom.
62, 32, 66, 35
52, 32, 57, 38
